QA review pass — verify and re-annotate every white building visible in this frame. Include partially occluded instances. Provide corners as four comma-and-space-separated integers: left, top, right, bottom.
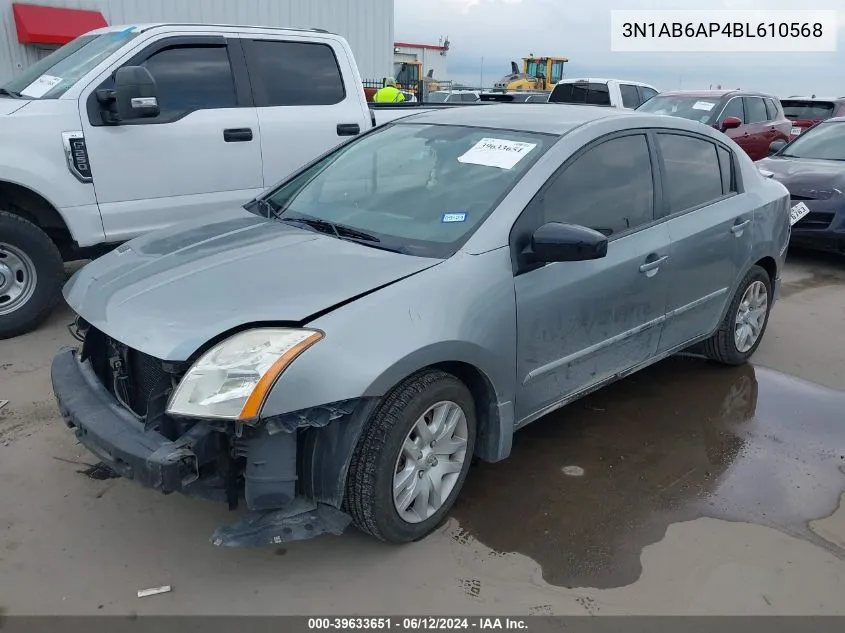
393, 39, 449, 81
0, 0, 393, 83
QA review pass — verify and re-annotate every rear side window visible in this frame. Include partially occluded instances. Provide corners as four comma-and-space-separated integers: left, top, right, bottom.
657, 134, 724, 213
538, 134, 654, 235
244, 40, 345, 106
743, 97, 769, 123
142, 45, 237, 111
764, 98, 779, 120
639, 86, 658, 103
781, 100, 836, 120
620, 83, 640, 108
716, 146, 736, 194
549, 82, 610, 106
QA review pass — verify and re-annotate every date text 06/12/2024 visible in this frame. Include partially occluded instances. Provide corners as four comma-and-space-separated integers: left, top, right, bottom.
307, 618, 529, 630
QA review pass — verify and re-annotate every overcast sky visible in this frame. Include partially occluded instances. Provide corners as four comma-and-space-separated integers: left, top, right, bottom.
394, 0, 845, 96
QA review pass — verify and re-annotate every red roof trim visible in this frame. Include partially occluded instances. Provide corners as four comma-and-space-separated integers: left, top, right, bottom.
394, 41, 447, 51
13, 2, 108, 46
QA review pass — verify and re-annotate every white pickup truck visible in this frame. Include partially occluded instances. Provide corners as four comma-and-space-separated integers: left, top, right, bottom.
0, 23, 448, 338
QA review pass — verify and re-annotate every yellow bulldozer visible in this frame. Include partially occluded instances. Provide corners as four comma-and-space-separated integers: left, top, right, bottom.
492, 55, 568, 92
394, 61, 441, 94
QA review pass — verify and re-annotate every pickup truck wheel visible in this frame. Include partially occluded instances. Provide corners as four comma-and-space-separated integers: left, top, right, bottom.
0, 211, 64, 339
703, 265, 772, 365
345, 370, 476, 543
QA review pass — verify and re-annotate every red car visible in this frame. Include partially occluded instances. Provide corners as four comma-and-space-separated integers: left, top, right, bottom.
637, 90, 791, 161
780, 96, 845, 139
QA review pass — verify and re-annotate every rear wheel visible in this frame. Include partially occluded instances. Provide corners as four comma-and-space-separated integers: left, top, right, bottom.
0, 211, 64, 339
703, 265, 772, 365
344, 370, 476, 543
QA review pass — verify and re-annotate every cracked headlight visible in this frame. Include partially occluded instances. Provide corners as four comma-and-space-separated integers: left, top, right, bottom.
166, 328, 323, 420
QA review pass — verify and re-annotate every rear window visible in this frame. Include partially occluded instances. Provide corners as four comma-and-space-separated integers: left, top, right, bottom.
549, 82, 611, 106
781, 100, 836, 120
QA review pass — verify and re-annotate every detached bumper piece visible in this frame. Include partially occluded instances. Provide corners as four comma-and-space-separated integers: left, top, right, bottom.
211, 498, 352, 548
51, 348, 213, 493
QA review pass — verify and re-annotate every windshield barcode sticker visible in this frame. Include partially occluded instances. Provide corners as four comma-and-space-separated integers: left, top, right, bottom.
458, 138, 537, 170
441, 212, 467, 223
20, 74, 62, 98
692, 101, 715, 111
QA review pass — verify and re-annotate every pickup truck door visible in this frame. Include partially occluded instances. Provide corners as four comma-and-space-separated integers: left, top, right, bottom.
80, 34, 265, 243
239, 36, 371, 187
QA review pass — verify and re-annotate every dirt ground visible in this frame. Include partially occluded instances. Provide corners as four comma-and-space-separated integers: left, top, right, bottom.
1, 248, 844, 615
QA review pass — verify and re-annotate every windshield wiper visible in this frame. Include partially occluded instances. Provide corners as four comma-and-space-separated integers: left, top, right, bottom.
280, 216, 381, 243
0, 88, 21, 99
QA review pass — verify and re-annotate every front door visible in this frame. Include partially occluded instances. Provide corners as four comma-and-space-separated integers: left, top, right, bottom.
655, 131, 751, 352
81, 35, 264, 242
513, 133, 670, 423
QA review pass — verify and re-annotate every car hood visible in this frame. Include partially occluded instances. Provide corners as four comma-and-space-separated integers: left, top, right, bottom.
756, 156, 845, 199
0, 99, 29, 116
64, 211, 442, 361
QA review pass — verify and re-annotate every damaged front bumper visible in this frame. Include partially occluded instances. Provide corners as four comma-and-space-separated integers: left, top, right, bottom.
50, 348, 352, 547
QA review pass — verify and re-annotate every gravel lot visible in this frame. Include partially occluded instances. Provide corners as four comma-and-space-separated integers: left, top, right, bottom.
0, 248, 843, 615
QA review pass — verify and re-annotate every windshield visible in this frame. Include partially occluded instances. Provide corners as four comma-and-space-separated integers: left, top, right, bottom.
636, 95, 721, 123
780, 100, 836, 120
1, 30, 140, 99
262, 123, 553, 258
779, 121, 845, 161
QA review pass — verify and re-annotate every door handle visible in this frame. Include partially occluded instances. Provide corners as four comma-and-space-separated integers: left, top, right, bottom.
337, 123, 360, 136
223, 128, 253, 142
731, 219, 751, 235
639, 255, 668, 274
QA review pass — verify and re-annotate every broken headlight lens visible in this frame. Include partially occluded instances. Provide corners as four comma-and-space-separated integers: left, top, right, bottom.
166, 328, 323, 420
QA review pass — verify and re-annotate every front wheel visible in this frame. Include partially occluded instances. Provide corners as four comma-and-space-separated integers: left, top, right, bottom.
0, 211, 64, 339
344, 370, 476, 543
703, 265, 772, 365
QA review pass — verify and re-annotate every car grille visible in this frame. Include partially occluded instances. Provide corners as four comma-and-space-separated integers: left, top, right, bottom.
794, 211, 835, 230
81, 325, 174, 418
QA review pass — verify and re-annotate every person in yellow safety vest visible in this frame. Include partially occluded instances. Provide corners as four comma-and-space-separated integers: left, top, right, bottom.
373, 78, 406, 103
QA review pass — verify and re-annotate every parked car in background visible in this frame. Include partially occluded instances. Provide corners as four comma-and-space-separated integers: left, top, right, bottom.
780, 96, 845, 138
426, 90, 480, 103
548, 78, 659, 109
637, 90, 791, 161
53, 104, 789, 548
481, 91, 550, 103
757, 116, 845, 255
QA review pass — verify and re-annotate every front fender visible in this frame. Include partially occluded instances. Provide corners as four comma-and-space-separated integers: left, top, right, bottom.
261, 249, 518, 456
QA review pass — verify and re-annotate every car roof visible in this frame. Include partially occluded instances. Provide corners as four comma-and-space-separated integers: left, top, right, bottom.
555, 78, 658, 89
399, 103, 637, 135
781, 96, 845, 102
656, 89, 775, 99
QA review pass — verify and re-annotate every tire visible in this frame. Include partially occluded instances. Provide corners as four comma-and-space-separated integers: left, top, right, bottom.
703, 265, 772, 365
344, 369, 477, 543
0, 211, 64, 339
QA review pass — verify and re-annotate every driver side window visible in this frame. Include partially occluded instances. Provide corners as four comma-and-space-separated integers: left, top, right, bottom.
719, 98, 744, 124
535, 134, 654, 236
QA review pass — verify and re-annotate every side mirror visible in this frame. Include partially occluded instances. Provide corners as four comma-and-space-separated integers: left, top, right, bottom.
114, 66, 159, 120
720, 116, 742, 131
524, 222, 608, 264
769, 139, 788, 155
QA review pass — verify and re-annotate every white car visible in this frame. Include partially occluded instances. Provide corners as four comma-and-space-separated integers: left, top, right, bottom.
426, 90, 480, 103
549, 78, 659, 110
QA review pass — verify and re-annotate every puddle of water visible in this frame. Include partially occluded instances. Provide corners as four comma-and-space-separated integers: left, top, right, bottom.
450, 357, 845, 589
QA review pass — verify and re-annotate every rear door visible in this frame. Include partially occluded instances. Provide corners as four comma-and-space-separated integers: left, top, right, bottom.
740, 96, 771, 160
240, 35, 370, 187
655, 131, 750, 352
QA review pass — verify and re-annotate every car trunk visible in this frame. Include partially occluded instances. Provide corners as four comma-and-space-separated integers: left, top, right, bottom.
781, 100, 837, 138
